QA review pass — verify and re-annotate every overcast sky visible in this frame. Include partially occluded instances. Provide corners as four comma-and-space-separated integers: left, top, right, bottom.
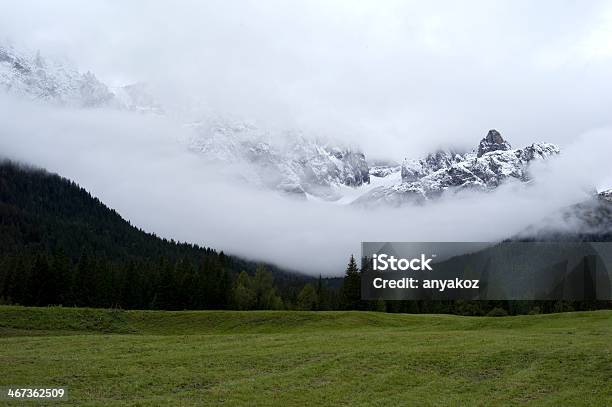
2, 0, 612, 158
2, 1, 612, 274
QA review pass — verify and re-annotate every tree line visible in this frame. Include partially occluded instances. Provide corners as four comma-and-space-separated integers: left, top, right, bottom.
2, 251, 607, 314
0, 247, 346, 311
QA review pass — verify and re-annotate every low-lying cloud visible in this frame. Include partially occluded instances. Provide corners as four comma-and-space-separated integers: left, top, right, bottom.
2, 96, 610, 275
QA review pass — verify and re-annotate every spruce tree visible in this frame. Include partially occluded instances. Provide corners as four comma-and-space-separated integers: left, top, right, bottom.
315, 275, 326, 310
51, 251, 73, 305
341, 255, 362, 310
29, 255, 51, 306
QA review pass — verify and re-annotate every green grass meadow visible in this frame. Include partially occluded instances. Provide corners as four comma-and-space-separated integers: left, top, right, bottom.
0, 306, 610, 406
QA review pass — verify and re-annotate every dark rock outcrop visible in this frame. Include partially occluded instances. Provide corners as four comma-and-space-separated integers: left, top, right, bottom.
477, 129, 512, 157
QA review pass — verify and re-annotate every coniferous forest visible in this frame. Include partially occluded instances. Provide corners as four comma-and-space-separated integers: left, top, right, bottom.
0, 161, 315, 310
0, 160, 609, 314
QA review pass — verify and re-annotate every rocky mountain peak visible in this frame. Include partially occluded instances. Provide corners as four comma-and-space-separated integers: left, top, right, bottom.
0, 44, 161, 112
354, 132, 560, 207
477, 129, 512, 157
187, 118, 370, 199
599, 189, 612, 203
0, 44, 115, 107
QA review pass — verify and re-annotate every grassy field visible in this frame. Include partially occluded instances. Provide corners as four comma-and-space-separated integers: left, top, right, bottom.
0, 306, 610, 406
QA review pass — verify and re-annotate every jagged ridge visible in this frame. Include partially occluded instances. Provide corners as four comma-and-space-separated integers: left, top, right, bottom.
187, 118, 370, 200
353, 130, 560, 206
0, 44, 160, 112
1, 45, 563, 207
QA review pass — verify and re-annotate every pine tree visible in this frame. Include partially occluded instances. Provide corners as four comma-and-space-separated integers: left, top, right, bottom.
50, 251, 73, 305
175, 258, 195, 309
29, 254, 51, 306
0, 255, 18, 304
11, 256, 29, 305
216, 268, 232, 309
122, 261, 144, 309
155, 257, 177, 310
341, 255, 362, 310
315, 274, 326, 310
74, 252, 94, 306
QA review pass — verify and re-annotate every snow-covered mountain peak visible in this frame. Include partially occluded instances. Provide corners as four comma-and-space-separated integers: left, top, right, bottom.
0, 43, 161, 113
599, 189, 612, 203
477, 129, 512, 157
352, 130, 560, 207
0, 44, 115, 107
186, 117, 370, 199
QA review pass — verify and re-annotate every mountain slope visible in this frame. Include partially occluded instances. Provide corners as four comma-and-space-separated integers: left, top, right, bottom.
187, 118, 370, 200
0, 44, 160, 112
517, 190, 612, 242
0, 44, 115, 107
0, 161, 309, 309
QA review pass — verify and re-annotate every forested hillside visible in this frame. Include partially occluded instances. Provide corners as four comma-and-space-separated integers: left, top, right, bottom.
0, 161, 314, 309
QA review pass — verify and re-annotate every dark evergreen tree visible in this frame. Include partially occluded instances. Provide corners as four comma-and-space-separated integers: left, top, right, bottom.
155, 258, 178, 310
341, 255, 362, 310
28, 254, 51, 306
50, 250, 73, 305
